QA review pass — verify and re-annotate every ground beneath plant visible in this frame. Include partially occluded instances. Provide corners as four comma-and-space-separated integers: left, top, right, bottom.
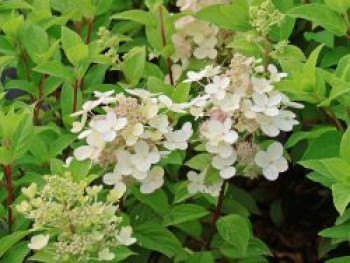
238, 166, 350, 263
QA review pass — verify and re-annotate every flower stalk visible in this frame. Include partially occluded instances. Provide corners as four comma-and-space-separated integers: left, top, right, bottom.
205, 180, 227, 250
3, 164, 13, 231
158, 5, 174, 86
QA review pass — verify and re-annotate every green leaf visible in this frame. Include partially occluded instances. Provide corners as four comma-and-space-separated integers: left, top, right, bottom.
185, 154, 212, 171
28, 247, 59, 263
162, 204, 209, 226
326, 257, 350, 263
94, 0, 113, 15
61, 27, 88, 66
19, 23, 49, 64
0, 0, 33, 11
301, 158, 350, 186
171, 83, 190, 103
302, 130, 342, 160
50, 158, 66, 175
0, 231, 28, 258
187, 252, 214, 263
110, 246, 135, 262
133, 223, 182, 258
49, 134, 76, 157
325, 0, 350, 14
219, 239, 271, 260
319, 71, 350, 106
304, 31, 334, 48
69, 159, 91, 182
111, 10, 155, 26
10, 113, 34, 160
195, 0, 251, 32
132, 188, 170, 216
147, 77, 173, 96
33, 61, 72, 79
29, 136, 50, 163
216, 215, 250, 256
341, 128, 350, 163
319, 224, 350, 239
286, 126, 336, 148
173, 182, 195, 204
336, 54, 350, 81
332, 183, 350, 215
122, 46, 146, 85
287, 4, 347, 36
0, 242, 30, 263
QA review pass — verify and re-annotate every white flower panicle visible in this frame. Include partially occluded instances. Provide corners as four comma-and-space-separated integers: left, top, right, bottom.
169, 0, 229, 83
17, 174, 135, 262
184, 54, 302, 196
72, 90, 193, 194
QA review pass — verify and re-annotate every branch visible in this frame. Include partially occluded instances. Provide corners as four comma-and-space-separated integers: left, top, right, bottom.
3, 165, 13, 232
20, 49, 32, 82
158, 5, 174, 86
86, 18, 94, 44
205, 180, 227, 250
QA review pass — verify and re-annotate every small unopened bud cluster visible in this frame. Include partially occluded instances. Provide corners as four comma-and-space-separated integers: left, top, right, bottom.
185, 53, 302, 196
249, 0, 285, 36
97, 26, 119, 63
17, 173, 135, 262
71, 90, 193, 195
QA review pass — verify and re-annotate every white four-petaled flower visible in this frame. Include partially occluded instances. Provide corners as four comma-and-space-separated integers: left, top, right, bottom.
255, 142, 288, 180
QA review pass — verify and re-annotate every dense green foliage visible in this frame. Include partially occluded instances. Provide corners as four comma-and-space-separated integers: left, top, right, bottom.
1, 0, 350, 262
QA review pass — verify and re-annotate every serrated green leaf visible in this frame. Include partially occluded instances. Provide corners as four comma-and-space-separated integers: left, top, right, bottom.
162, 204, 208, 226
185, 154, 212, 171
288, 4, 347, 36
0, 231, 28, 258
216, 215, 250, 256
34, 61, 72, 79
133, 224, 182, 258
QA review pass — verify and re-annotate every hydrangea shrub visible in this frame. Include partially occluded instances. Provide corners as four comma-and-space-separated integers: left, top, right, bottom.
0, 0, 350, 262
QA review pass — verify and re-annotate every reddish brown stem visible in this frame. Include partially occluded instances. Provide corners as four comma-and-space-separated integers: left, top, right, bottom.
158, 5, 174, 86
205, 180, 227, 250
20, 50, 32, 82
74, 21, 82, 36
86, 18, 94, 44
325, 108, 345, 133
263, 35, 270, 72
3, 165, 13, 231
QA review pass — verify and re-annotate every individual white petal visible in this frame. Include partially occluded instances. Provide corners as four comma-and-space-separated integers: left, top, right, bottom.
254, 151, 268, 168
98, 248, 115, 261
220, 166, 236, 179
274, 157, 288, 172
116, 117, 128, 130
116, 226, 137, 246
267, 142, 283, 160
263, 166, 279, 181
28, 235, 49, 250
77, 129, 92, 140
74, 146, 94, 161
264, 107, 279, 116
103, 173, 119, 185
223, 131, 238, 144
